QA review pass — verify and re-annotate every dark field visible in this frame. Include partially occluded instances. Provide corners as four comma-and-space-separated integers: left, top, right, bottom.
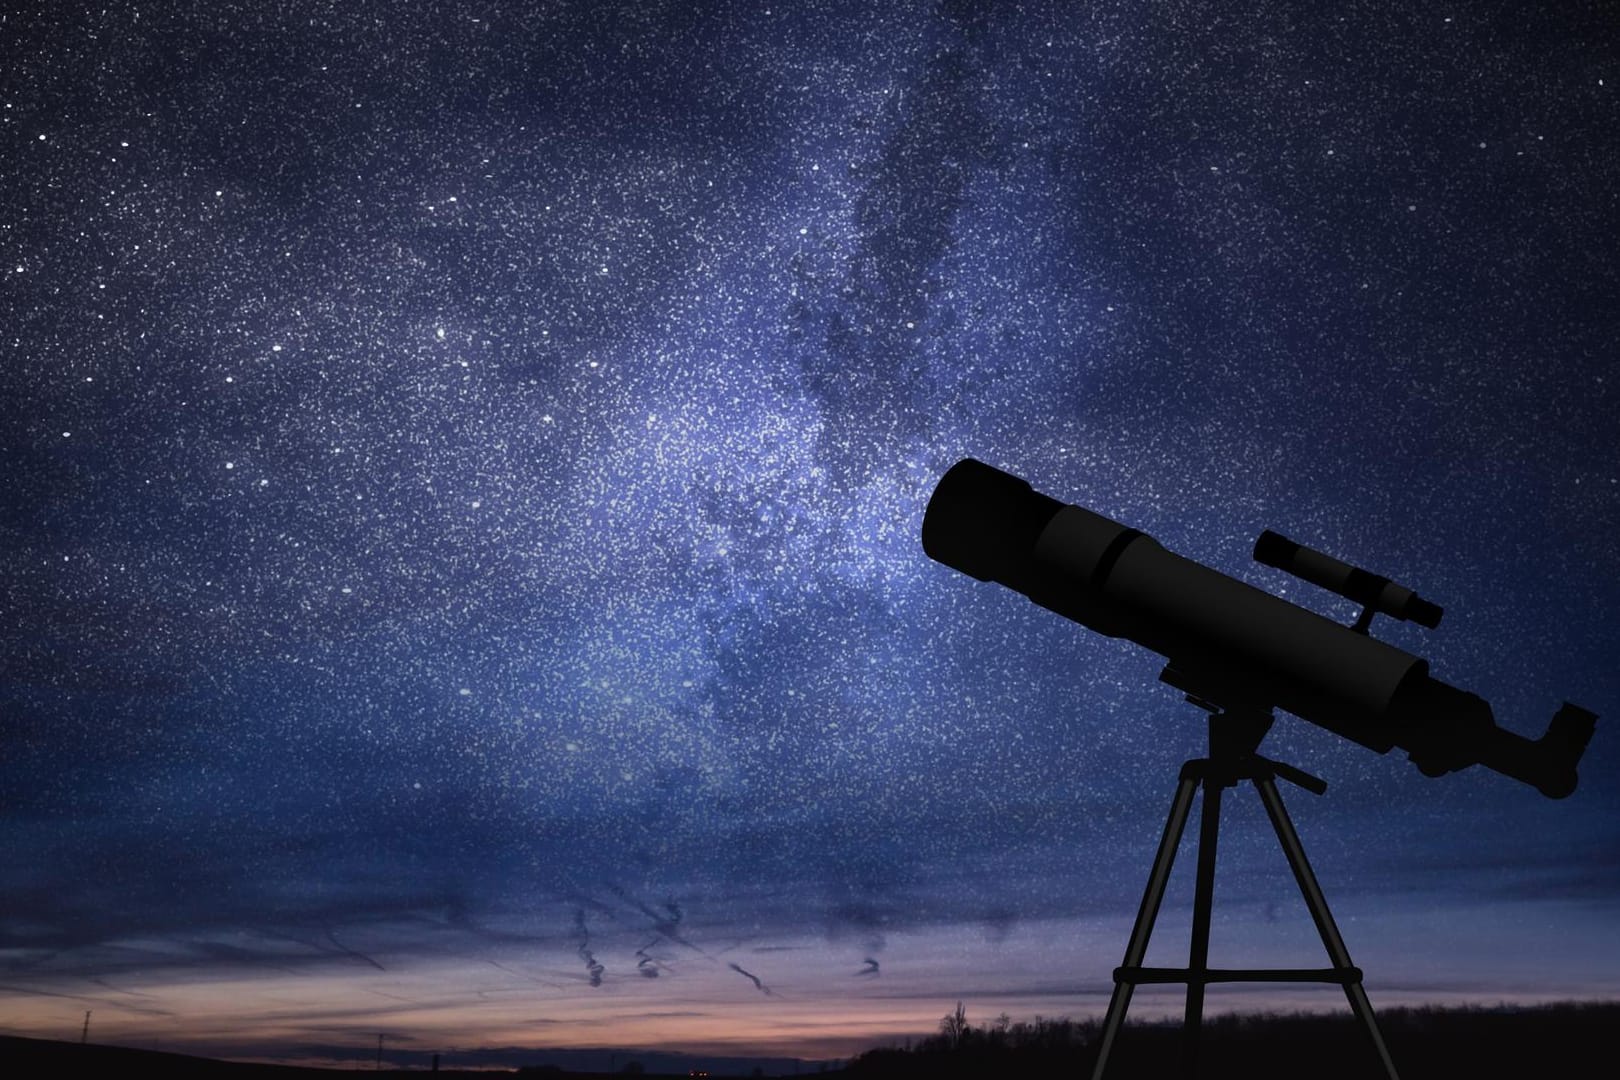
5, 1002, 1618, 1079
845, 1001, 1620, 1077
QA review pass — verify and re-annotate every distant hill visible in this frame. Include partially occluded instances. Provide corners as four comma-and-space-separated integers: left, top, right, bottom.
1, 1036, 357, 1079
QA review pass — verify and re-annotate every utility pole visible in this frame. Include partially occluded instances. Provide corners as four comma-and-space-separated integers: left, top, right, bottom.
81, 1011, 91, 1044
376, 1033, 383, 1070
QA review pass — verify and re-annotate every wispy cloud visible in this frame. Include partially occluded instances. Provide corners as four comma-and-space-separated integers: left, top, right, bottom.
574, 910, 604, 988
484, 958, 566, 990
728, 962, 772, 996
324, 929, 385, 972
635, 939, 662, 978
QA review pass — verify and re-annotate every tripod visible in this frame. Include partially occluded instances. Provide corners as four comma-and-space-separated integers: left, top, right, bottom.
1090, 702, 1400, 1080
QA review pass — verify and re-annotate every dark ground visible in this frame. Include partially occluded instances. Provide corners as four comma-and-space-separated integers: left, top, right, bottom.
5, 1002, 1618, 1078
845, 1001, 1620, 1078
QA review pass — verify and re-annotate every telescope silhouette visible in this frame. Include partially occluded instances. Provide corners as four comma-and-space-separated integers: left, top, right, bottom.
922, 458, 1596, 798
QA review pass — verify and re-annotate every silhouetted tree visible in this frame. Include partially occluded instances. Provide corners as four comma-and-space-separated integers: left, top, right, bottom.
940, 1002, 969, 1050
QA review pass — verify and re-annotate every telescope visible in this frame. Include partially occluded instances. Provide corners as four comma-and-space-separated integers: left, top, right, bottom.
922, 458, 1596, 798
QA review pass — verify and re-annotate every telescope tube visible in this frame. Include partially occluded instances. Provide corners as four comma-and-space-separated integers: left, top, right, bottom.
922, 459, 1593, 798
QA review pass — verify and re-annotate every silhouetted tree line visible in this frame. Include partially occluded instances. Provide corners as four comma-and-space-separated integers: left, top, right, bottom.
841, 1000, 1620, 1079
846, 1001, 1101, 1078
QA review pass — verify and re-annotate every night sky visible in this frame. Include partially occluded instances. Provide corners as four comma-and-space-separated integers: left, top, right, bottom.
3, 1, 1617, 1070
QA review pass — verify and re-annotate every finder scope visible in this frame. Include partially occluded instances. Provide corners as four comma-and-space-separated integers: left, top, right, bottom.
1254, 529, 1444, 631
921, 458, 1596, 798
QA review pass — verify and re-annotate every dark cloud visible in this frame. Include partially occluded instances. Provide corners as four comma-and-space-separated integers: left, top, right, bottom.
635, 941, 662, 978
728, 962, 773, 996
574, 910, 604, 989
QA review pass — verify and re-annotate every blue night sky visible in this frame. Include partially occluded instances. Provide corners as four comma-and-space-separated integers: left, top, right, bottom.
3, 0, 1616, 1070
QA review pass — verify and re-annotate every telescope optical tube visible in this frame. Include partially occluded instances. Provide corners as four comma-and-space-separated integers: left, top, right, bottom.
922, 459, 1593, 797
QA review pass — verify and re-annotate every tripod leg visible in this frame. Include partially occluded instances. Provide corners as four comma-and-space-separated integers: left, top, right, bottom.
1092, 767, 1201, 1080
1181, 778, 1223, 1079
1254, 776, 1400, 1080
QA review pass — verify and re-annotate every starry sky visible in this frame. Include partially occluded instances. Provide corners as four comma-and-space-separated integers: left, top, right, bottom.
3, 0, 1617, 1070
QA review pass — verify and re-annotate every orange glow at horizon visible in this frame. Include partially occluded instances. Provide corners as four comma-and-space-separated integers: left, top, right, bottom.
6, 908, 1619, 1068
